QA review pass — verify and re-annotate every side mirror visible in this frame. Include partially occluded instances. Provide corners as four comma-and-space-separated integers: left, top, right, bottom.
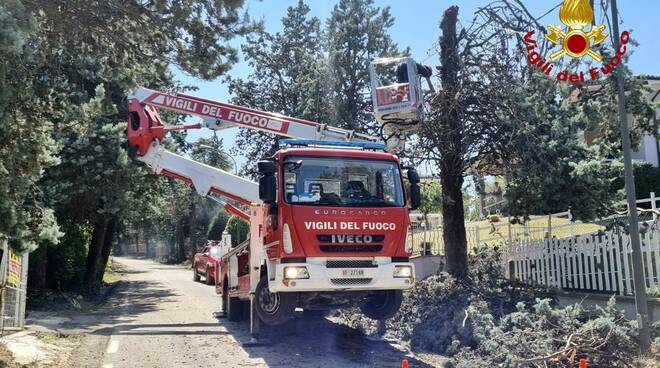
406, 167, 420, 184
257, 160, 276, 175
406, 168, 421, 210
258, 160, 277, 204
409, 183, 421, 210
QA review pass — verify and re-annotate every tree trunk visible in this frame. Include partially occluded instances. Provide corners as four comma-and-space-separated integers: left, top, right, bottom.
437, 6, 469, 278
475, 174, 487, 218
176, 218, 186, 263
187, 196, 198, 263
82, 217, 110, 291
144, 223, 151, 258
170, 224, 177, 260
440, 170, 468, 278
96, 218, 116, 283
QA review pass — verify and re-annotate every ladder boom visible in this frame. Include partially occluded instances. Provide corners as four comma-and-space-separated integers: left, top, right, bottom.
128, 87, 377, 144
139, 140, 260, 205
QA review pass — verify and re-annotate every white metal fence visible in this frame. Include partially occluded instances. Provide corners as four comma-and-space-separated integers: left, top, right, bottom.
409, 208, 597, 256
501, 224, 660, 295
409, 192, 659, 258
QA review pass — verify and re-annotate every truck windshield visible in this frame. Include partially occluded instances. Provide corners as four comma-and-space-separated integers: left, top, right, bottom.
283, 156, 404, 207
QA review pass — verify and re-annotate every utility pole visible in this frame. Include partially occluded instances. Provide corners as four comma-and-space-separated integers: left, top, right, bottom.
610, 0, 651, 352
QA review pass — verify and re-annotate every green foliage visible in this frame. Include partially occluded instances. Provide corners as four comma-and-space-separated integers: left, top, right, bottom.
45, 222, 92, 290
326, 0, 399, 133
501, 43, 653, 221
419, 181, 443, 216
186, 135, 232, 250
24, 0, 252, 81
0, 0, 62, 252
502, 71, 652, 220
502, 76, 620, 220
632, 163, 660, 199
3, 0, 251, 291
207, 211, 230, 241
0, 0, 33, 53
340, 248, 656, 367
229, 0, 331, 177
190, 136, 233, 171
462, 193, 481, 222
612, 162, 660, 200
225, 216, 249, 246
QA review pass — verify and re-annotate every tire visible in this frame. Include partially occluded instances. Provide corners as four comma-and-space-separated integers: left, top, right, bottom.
222, 282, 243, 322
193, 265, 201, 282
205, 267, 213, 285
254, 275, 296, 326
360, 290, 403, 320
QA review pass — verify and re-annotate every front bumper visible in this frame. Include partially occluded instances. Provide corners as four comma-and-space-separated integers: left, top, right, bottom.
269, 257, 415, 293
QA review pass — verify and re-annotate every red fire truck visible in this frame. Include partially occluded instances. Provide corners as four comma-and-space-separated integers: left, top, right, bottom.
126, 57, 429, 336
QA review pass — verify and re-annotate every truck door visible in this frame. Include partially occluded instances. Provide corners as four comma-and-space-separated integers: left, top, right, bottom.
229, 254, 239, 288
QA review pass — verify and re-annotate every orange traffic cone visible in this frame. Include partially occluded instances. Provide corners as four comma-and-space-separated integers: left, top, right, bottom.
579, 358, 588, 368
402, 359, 409, 368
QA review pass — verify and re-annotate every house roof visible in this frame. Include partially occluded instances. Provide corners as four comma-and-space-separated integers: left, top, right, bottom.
568, 75, 660, 102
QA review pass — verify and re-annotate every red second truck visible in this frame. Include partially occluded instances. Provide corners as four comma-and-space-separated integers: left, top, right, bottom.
193, 242, 226, 285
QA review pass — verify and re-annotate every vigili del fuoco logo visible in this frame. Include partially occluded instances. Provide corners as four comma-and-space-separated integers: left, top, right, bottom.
523, 0, 630, 83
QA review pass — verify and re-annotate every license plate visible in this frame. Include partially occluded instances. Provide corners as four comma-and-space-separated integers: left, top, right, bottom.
341, 269, 365, 277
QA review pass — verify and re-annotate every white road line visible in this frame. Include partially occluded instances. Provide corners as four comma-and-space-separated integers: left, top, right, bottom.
106, 339, 120, 354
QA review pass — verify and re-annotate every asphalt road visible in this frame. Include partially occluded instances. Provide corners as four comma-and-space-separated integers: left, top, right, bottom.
55, 257, 438, 368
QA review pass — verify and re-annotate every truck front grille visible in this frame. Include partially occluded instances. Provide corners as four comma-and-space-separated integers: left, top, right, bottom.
326, 260, 377, 268
330, 278, 373, 286
320, 245, 383, 252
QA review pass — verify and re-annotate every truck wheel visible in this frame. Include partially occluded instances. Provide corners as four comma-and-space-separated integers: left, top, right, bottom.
360, 290, 403, 320
205, 267, 213, 285
223, 284, 243, 322
193, 265, 201, 282
254, 276, 296, 326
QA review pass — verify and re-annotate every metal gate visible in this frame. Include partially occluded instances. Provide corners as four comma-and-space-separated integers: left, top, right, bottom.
0, 241, 28, 332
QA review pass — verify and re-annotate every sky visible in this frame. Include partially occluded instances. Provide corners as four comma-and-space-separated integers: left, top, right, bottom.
174, 0, 660, 170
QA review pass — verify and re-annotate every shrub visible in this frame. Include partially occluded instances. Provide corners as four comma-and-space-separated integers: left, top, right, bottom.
224, 216, 249, 246
338, 247, 659, 367
613, 162, 660, 200
207, 210, 229, 240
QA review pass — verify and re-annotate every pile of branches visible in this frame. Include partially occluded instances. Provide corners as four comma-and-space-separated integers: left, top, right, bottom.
337, 248, 660, 367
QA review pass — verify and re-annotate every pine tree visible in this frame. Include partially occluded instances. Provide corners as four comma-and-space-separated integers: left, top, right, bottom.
326, 0, 399, 133
230, 0, 401, 176
420, 3, 654, 277
0, 1, 62, 253
3, 0, 253, 291
229, 0, 331, 177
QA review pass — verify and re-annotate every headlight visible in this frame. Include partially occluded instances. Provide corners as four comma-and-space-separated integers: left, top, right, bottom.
283, 223, 293, 254
394, 265, 413, 278
404, 225, 413, 253
284, 266, 309, 279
